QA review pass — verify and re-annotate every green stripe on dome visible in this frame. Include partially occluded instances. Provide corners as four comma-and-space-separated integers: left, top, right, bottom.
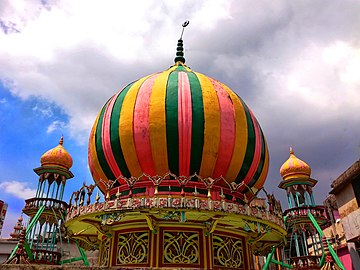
166, 70, 179, 175
188, 72, 204, 175
235, 99, 255, 183
95, 99, 116, 180
248, 124, 266, 187
175, 65, 187, 72
109, 83, 134, 178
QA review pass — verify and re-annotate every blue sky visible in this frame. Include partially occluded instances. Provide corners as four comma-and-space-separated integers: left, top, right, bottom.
0, 82, 91, 236
0, 0, 360, 237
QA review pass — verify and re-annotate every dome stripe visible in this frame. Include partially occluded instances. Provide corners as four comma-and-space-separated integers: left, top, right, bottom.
89, 110, 108, 186
235, 101, 255, 184
196, 73, 220, 177
178, 71, 192, 176
188, 72, 204, 175
102, 92, 123, 177
222, 88, 248, 182
88, 151, 106, 192
253, 137, 269, 190
210, 78, 236, 178
248, 125, 266, 188
110, 83, 133, 178
241, 110, 262, 187
95, 99, 116, 180
133, 74, 159, 175
150, 67, 177, 175
120, 76, 151, 177
166, 70, 179, 175
89, 64, 269, 196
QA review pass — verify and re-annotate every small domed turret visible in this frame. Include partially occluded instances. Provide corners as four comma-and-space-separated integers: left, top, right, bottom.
280, 147, 311, 181
40, 136, 73, 170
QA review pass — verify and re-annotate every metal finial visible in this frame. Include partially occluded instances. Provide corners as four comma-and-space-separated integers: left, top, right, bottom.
180, 20, 189, 40
174, 21, 189, 64
59, 135, 64, 145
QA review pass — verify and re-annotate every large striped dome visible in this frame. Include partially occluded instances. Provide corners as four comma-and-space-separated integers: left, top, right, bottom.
88, 62, 269, 196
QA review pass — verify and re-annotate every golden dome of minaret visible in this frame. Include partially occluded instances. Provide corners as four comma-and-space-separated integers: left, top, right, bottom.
280, 147, 311, 181
40, 136, 73, 170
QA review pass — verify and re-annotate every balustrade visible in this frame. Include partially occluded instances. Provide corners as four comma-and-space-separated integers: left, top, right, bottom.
23, 197, 68, 214
66, 194, 285, 227
284, 206, 327, 221
31, 249, 61, 264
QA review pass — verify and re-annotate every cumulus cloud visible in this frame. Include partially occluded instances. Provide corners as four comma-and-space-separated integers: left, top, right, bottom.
0, 0, 359, 204
0, 181, 36, 200
46, 120, 67, 133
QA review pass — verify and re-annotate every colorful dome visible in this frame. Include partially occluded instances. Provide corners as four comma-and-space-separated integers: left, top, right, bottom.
40, 136, 73, 169
88, 60, 269, 194
280, 147, 311, 181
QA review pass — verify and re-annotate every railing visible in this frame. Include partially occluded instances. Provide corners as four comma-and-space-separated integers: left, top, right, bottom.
66, 195, 285, 228
32, 249, 61, 265
23, 197, 68, 215
284, 206, 327, 223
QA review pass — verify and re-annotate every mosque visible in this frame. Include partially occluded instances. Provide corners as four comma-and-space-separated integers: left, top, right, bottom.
1, 23, 351, 269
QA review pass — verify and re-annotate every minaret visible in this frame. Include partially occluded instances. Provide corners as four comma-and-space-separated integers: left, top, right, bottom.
278, 147, 327, 268
22, 136, 73, 264
9, 216, 24, 240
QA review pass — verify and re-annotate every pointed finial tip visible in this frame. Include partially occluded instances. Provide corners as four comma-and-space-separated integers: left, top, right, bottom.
289, 147, 294, 155
175, 21, 189, 64
59, 135, 64, 145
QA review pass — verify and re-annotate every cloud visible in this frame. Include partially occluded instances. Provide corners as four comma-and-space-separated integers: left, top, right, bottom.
0, 0, 359, 207
0, 181, 36, 200
32, 103, 54, 118
47, 120, 67, 134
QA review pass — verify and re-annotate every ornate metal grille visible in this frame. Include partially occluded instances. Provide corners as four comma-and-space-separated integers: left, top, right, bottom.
116, 231, 149, 265
99, 237, 111, 266
213, 234, 244, 269
163, 231, 199, 265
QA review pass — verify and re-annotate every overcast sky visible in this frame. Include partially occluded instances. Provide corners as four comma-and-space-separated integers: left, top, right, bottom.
0, 0, 359, 237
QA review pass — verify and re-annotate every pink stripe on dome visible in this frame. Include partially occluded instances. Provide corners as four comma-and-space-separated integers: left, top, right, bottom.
210, 78, 236, 178
102, 92, 123, 177
241, 109, 262, 187
133, 74, 158, 175
178, 71, 192, 176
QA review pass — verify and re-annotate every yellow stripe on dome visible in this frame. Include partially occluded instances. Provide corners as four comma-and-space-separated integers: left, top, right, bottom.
183, 65, 192, 72
149, 67, 177, 175
120, 75, 152, 177
195, 73, 220, 177
89, 110, 108, 186
222, 84, 248, 182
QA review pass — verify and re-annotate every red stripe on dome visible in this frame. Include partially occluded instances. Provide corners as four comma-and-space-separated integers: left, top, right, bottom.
102, 92, 123, 178
241, 109, 262, 187
210, 78, 236, 178
133, 74, 159, 175
178, 71, 192, 176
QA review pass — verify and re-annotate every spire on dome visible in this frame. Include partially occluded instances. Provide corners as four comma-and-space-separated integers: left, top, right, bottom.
174, 21, 189, 64
280, 147, 311, 181
40, 136, 73, 169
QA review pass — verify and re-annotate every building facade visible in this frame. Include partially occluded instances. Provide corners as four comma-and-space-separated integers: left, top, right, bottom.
330, 160, 360, 269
